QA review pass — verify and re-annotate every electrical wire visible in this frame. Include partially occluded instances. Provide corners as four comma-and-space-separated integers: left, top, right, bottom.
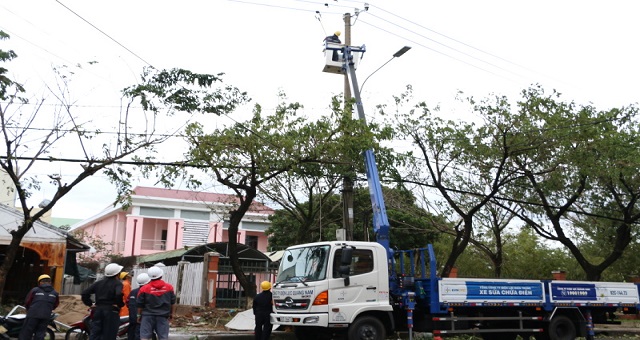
55, 0, 154, 67
364, 12, 529, 81
358, 19, 518, 83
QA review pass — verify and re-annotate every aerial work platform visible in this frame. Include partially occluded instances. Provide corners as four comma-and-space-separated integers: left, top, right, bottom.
322, 43, 364, 74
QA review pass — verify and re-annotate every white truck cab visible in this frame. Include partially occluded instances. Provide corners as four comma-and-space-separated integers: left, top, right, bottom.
271, 241, 392, 335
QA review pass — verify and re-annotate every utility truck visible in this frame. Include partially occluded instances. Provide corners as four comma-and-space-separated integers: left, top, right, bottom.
269, 42, 640, 340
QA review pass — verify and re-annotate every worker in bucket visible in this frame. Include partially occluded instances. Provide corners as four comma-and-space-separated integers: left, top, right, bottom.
324, 31, 341, 61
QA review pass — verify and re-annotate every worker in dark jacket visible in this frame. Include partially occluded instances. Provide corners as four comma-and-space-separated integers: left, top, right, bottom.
324, 31, 341, 44
127, 273, 150, 340
81, 263, 125, 340
19, 274, 59, 340
137, 266, 176, 340
323, 31, 342, 61
253, 281, 273, 340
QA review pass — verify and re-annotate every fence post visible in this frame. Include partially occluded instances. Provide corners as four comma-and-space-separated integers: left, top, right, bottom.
175, 260, 189, 305
202, 252, 221, 308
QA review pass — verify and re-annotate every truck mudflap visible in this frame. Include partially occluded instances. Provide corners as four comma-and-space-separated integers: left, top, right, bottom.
271, 312, 330, 327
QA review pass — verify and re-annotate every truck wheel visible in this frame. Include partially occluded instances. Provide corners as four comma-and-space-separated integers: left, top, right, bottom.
45, 328, 55, 340
347, 316, 385, 340
65, 326, 89, 340
547, 315, 576, 340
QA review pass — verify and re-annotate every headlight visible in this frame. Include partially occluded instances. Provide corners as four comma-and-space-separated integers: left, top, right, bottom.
304, 316, 320, 324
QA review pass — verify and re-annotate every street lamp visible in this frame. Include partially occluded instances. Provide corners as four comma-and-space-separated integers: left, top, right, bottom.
359, 46, 412, 95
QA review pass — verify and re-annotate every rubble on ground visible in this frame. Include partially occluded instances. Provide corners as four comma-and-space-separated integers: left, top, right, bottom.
52, 296, 235, 331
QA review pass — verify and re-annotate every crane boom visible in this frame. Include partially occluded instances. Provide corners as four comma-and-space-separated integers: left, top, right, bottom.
339, 45, 392, 258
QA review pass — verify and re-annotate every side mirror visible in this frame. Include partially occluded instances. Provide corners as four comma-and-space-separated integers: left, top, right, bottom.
340, 247, 353, 265
339, 247, 354, 286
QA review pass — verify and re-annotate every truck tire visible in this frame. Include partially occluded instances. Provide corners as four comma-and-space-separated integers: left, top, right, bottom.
547, 315, 576, 340
65, 326, 89, 340
347, 316, 385, 340
45, 328, 55, 340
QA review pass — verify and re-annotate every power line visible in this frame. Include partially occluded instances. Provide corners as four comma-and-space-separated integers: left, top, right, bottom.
358, 19, 518, 83
370, 3, 571, 88
364, 12, 529, 81
54, 0, 154, 68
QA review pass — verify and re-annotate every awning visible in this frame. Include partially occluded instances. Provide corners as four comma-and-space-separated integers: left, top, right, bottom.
138, 242, 271, 267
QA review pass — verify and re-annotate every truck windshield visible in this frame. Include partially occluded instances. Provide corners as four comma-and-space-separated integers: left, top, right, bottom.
276, 245, 330, 283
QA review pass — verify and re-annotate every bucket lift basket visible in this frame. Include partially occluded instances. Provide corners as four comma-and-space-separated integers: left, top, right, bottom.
322, 43, 365, 74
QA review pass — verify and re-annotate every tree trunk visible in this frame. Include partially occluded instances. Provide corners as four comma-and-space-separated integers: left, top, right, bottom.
441, 217, 472, 278
226, 190, 259, 307
0, 221, 32, 304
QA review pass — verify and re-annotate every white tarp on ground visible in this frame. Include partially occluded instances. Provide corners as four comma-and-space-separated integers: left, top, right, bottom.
225, 309, 280, 331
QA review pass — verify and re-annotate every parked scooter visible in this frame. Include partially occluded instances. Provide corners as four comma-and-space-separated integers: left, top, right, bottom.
0, 305, 59, 340
65, 308, 130, 340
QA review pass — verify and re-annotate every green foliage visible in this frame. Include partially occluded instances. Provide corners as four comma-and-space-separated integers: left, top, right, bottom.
71, 229, 118, 263
442, 228, 579, 280
267, 186, 441, 250
122, 67, 248, 116
0, 31, 25, 101
385, 84, 640, 280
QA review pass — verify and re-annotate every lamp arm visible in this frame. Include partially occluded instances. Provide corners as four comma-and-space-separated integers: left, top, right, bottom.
359, 57, 394, 95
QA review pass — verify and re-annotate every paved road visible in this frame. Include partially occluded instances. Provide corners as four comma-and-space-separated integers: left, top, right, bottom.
166, 329, 640, 339
167, 330, 295, 340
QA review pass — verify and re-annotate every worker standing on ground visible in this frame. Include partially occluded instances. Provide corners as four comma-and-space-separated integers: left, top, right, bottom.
127, 273, 150, 340
253, 281, 273, 340
19, 274, 59, 340
120, 272, 132, 317
81, 263, 125, 340
137, 266, 176, 340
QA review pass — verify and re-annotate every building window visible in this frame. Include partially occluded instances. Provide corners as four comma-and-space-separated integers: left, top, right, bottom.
245, 235, 258, 249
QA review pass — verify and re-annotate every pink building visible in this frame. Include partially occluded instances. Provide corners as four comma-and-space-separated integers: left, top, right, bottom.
71, 186, 274, 257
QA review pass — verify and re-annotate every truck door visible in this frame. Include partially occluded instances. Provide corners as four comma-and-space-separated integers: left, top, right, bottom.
328, 247, 379, 323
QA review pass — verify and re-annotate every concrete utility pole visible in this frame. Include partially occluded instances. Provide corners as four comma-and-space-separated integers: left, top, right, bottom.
342, 12, 354, 241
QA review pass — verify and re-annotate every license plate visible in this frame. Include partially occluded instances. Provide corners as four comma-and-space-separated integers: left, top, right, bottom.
281, 317, 293, 322
0, 325, 7, 334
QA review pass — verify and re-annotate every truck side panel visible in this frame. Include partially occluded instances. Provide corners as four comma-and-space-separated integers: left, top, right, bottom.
438, 278, 545, 305
549, 281, 639, 305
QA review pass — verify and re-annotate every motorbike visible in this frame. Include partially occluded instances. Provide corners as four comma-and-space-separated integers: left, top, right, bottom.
0, 305, 59, 340
65, 308, 130, 340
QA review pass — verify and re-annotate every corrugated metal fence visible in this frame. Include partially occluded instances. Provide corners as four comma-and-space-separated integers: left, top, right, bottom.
63, 262, 204, 306
133, 262, 203, 306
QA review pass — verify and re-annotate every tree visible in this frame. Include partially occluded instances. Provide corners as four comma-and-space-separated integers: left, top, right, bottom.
467, 203, 521, 278
150, 94, 379, 301
0, 35, 197, 301
267, 186, 441, 250
450, 228, 577, 280
266, 187, 343, 249
387, 88, 524, 277
502, 86, 640, 280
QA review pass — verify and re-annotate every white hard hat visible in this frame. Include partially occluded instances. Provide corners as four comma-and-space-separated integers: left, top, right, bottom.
105, 263, 124, 277
136, 273, 151, 286
148, 266, 163, 280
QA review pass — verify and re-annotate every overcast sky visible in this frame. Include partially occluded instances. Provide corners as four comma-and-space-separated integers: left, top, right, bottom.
2, 0, 639, 219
